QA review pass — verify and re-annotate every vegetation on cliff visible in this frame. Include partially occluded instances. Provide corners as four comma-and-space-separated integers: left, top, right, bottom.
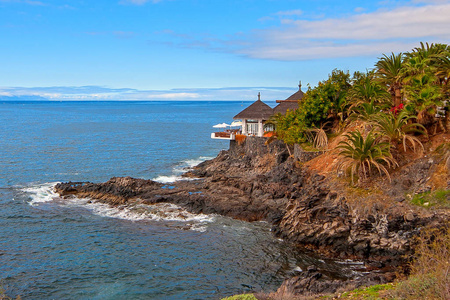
274, 42, 449, 185
263, 42, 450, 299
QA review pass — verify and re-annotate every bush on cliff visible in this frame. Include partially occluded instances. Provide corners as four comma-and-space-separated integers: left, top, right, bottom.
275, 42, 448, 183
221, 294, 258, 300
337, 130, 397, 184
369, 110, 426, 153
275, 69, 351, 145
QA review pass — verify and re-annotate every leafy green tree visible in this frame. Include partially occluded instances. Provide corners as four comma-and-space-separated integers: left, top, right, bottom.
274, 109, 307, 145
275, 69, 351, 144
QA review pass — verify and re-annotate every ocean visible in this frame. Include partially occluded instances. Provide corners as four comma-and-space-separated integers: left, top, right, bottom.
0, 101, 362, 299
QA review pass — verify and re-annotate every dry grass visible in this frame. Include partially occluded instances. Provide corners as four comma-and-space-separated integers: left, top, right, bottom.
389, 224, 450, 299
429, 141, 450, 190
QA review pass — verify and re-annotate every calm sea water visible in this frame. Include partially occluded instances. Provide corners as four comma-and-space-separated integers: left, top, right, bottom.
0, 101, 363, 299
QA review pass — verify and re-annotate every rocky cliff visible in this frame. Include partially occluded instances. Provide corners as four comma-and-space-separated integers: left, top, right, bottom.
54, 135, 450, 297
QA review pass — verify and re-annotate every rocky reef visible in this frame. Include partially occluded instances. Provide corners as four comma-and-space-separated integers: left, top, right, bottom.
55, 136, 450, 297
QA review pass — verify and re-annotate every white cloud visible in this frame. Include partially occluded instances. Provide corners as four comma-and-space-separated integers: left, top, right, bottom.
275, 4, 450, 40
238, 3, 450, 61
113, 31, 136, 39
143, 93, 200, 100
162, 2, 450, 61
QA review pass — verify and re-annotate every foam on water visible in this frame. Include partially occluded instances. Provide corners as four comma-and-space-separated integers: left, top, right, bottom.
83, 201, 215, 225
153, 175, 184, 184
21, 182, 60, 205
153, 156, 214, 183
20, 182, 214, 230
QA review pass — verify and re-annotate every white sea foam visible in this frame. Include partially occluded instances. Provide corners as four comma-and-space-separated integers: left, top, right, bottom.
153, 156, 214, 183
74, 200, 215, 229
153, 175, 183, 184
182, 156, 214, 169
20, 182, 213, 230
21, 182, 60, 205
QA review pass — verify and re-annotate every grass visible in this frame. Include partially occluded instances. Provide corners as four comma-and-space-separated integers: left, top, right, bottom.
335, 283, 395, 299
410, 189, 450, 208
299, 142, 323, 152
221, 294, 258, 300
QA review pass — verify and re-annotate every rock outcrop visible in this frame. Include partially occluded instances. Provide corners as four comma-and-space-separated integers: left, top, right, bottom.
54, 136, 450, 297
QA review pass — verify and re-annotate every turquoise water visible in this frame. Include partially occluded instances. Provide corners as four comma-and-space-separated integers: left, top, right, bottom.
0, 101, 362, 299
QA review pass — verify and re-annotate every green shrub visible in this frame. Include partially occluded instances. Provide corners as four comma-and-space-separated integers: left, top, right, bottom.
370, 110, 426, 153
275, 69, 351, 145
337, 130, 397, 184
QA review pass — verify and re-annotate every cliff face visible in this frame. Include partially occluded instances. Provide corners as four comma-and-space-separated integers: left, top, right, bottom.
54, 136, 449, 295
192, 137, 449, 264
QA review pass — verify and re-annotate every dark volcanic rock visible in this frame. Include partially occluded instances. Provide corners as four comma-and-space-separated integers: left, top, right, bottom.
275, 266, 391, 297
54, 135, 450, 297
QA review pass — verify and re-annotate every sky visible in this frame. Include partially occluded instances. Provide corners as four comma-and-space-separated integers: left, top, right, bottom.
0, 0, 449, 101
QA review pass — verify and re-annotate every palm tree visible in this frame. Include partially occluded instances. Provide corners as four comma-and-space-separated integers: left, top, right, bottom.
375, 52, 405, 107
337, 130, 397, 184
348, 100, 380, 124
435, 55, 450, 88
349, 71, 391, 106
370, 110, 426, 152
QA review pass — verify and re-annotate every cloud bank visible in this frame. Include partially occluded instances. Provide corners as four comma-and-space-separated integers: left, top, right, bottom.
0, 86, 298, 101
160, 2, 450, 61
245, 3, 450, 60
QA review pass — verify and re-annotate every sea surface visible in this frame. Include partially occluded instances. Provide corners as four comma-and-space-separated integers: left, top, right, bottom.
0, 101, 365, 299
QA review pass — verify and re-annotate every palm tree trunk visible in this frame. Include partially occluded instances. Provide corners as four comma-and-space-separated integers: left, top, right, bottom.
394, 87, 402, 107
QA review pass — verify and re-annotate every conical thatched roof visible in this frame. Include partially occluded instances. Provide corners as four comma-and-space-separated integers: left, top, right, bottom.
233, 99, 273, 120
273, 101, 299, 115
285, 81, 304, 101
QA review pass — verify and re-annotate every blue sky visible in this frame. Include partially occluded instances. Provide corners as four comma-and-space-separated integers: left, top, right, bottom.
1, 0, 449, 100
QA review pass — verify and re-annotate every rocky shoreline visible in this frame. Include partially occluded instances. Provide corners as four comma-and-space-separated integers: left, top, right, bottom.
54, 136, 450, 297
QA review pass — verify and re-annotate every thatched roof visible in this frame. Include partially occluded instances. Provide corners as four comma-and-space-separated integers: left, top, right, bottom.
285, 81, 304, 101
273, 101, 299, 115
233, 99, 273, 120
276, 81, 304, 103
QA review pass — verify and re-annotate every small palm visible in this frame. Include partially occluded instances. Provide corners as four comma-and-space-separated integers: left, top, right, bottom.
337, 130, 397, 184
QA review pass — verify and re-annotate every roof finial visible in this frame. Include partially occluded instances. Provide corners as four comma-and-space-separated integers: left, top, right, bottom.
299, 80, 302, 91
258, 92, 261, 101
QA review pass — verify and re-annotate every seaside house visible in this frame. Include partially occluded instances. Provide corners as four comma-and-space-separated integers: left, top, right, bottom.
211, 82, 304, 140
233, 93, 274, 137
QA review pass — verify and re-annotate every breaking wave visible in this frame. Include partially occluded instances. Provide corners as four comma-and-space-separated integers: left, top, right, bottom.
19, 182, 214, 231
20, 182, 60, 205
153, 156, 214, 183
